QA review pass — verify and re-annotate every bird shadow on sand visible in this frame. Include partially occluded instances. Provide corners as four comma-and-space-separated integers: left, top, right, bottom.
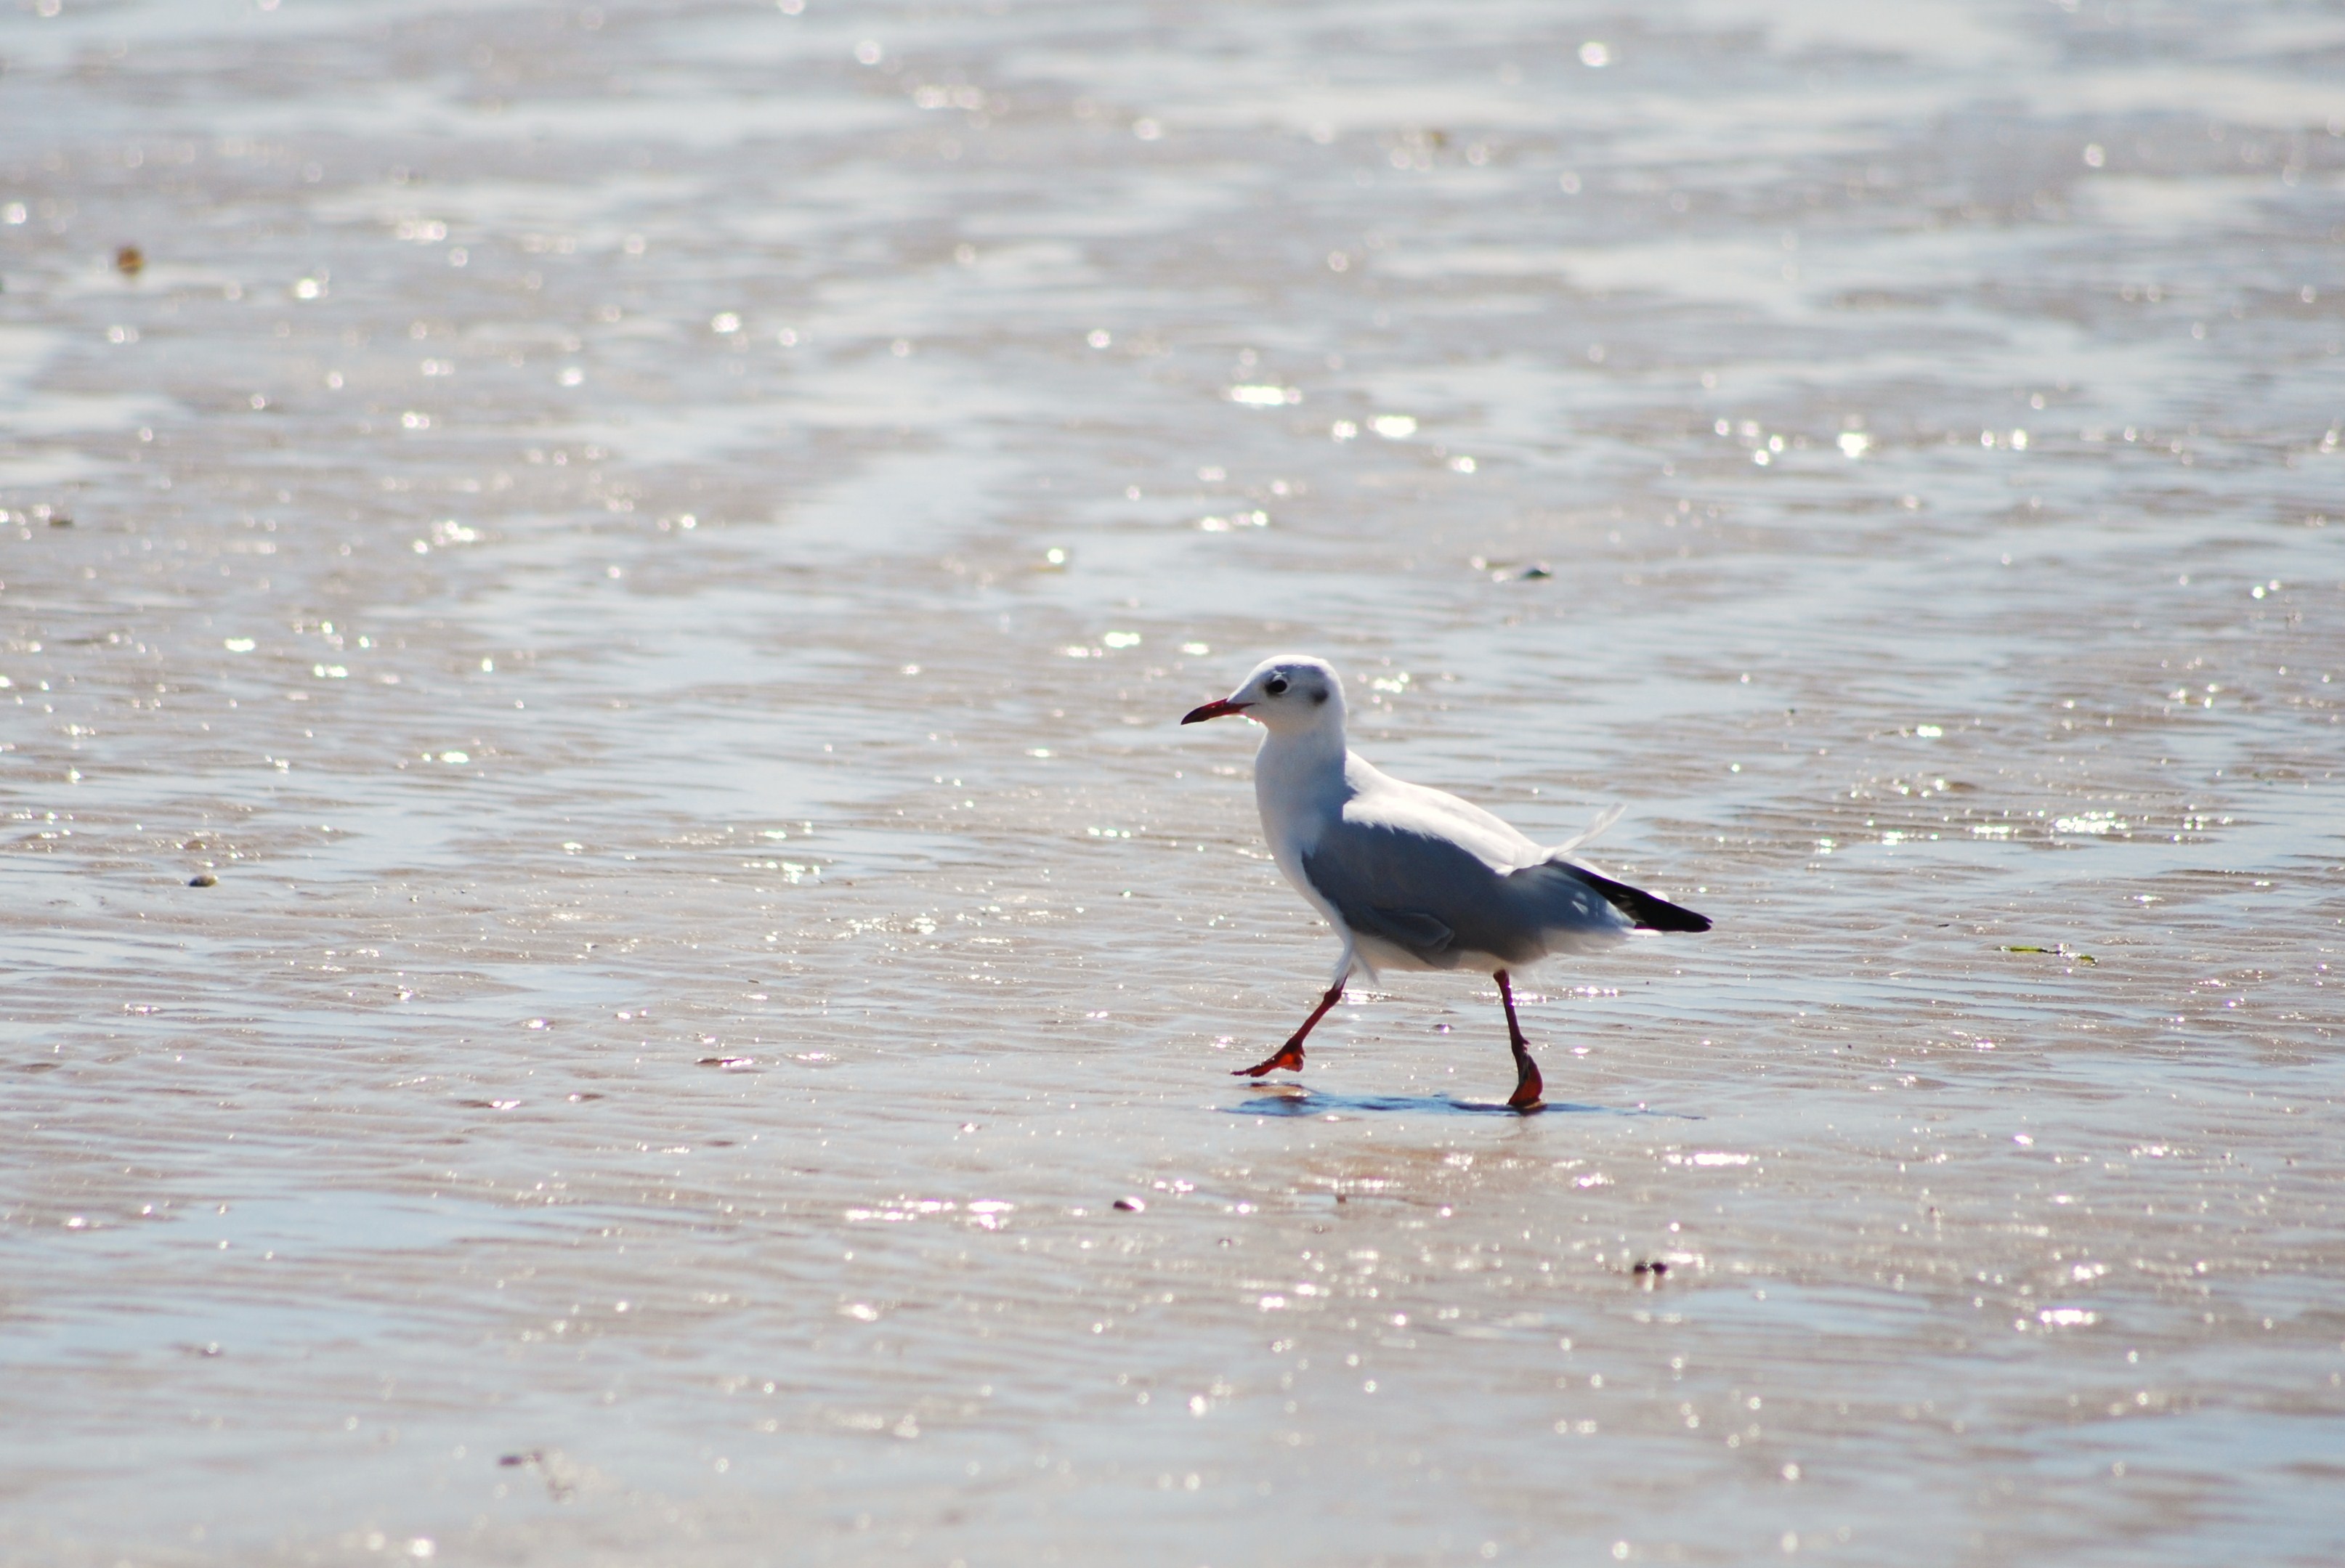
1226, 1085, 1701, 1121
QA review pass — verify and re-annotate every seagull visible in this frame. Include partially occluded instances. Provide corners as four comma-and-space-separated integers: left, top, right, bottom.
1181, 654, 1710, 1109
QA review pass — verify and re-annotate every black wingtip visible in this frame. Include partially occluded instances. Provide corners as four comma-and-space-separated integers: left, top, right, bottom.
1563, 862, 1712, 933
1623, 893, 1711, 933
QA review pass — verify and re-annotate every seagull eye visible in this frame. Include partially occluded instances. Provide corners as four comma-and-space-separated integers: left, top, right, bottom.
1264, 675, 1289, 696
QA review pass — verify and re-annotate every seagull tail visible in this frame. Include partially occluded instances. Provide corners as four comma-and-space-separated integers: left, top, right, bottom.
1548, 803, 1624, 856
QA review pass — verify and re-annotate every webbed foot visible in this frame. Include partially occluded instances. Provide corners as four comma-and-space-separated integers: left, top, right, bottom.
1507, 1049, 1544, 1110
1234, 1041, 1306, 1078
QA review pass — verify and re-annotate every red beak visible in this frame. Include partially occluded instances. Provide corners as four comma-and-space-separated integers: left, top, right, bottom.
1180, 698, 1252, 724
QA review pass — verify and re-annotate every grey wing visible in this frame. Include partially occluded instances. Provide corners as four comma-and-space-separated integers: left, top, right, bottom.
1490, 859, 1643, 954
1300, 818, 1540, 969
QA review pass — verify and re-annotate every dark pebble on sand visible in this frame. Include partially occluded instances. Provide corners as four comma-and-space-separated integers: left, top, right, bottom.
1113, 1196, 1146, 1213
189, 873, 217, 887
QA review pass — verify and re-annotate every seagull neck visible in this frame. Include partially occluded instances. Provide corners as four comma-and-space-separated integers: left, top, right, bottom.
1253, 718, 1350, 809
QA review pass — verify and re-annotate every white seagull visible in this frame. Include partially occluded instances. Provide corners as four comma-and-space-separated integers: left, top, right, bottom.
1182, 654, 1710, 1108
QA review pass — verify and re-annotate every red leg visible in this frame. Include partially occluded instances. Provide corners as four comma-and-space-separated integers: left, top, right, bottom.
1234, 982, 1345, 1078
1495, 970, 1544, 1110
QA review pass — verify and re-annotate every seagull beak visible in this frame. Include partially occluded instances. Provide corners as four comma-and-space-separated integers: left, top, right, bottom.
1180, 697, 1252, 724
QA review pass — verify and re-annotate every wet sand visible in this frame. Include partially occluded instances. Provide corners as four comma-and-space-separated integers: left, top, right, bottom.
4, 1, 2342, 1563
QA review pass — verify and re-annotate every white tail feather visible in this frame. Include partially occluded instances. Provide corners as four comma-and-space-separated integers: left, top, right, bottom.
1549, 803, 1624, 856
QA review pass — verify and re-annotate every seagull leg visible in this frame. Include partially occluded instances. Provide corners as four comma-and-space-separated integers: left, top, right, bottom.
1495, 970, 1544, 1110
1234, 982, 1345, 1078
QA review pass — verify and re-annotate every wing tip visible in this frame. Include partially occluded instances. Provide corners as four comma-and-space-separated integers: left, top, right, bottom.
1558, 860, 1712, 934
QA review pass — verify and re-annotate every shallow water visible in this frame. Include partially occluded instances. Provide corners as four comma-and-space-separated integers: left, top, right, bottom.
4, 1, 2342, 1564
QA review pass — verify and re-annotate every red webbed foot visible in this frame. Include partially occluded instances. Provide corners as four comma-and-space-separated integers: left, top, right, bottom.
1507, 1053, 1544, 1110
1234, 1041, 1306, 1078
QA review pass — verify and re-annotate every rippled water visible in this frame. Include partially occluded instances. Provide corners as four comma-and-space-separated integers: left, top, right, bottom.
4, 1, 2341, 1563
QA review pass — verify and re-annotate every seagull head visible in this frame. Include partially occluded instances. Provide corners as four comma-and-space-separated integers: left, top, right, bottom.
1180, 654, 1345, 734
